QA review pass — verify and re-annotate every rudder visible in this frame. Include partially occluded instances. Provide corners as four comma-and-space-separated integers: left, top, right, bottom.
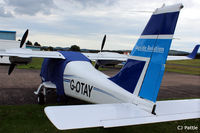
110, 4, 183, 104
131, 4, 183, 102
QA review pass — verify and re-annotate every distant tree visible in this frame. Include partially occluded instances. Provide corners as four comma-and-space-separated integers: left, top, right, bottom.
48, 46, 54, 51
69, 45, 80, 51
34, 42, 41, 47
26, 40, 32, 46
40, 47, 48, 51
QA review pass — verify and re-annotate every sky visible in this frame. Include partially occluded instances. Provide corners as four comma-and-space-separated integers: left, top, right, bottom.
0, 0, 199, 52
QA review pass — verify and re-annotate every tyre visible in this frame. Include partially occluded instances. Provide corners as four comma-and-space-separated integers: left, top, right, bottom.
37, 93, 46, 105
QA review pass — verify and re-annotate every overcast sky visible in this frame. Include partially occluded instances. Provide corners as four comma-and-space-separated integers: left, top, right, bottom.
0, 0, 199, 52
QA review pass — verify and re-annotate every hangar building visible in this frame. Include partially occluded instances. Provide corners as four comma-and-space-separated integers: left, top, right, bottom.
0, 30, 16, 40
0, 30, 17, 64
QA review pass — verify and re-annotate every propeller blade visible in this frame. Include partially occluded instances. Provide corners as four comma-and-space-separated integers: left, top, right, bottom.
20, 29, 29, 48
94, 62, 100, 69
8, 64, 16, 75
100, 35, 106, 52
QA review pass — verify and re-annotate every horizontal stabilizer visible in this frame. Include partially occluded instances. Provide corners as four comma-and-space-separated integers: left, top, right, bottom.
45, 99, 200, 130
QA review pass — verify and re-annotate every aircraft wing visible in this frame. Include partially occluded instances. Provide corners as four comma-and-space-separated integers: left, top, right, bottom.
83, 52, 128, 61
45, 99, 200, 130
0, 39, 65, 59
84, 44, 200, 62
167, 55, 191, 60
0, 48, 197, 61
0, 48, 65, 59
83, 52, 197, 62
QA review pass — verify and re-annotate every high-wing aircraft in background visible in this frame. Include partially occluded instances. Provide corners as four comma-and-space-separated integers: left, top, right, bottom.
88, 33, 200, 68
90, 37, 200, 68
167, 44, 200, 60
0, 3, 199, 130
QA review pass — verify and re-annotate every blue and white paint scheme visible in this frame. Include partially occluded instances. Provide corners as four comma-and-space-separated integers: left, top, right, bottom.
0, 3, 199, 131
130, 4, 182, 102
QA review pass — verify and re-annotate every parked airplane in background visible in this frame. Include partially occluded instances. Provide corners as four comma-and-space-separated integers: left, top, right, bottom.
167, 44, 200, 60
0, 3, 199, 130
87, 32, 199, 69
93, 35, 124, 69
91, 34, 200, 68
92, 37, 200, 68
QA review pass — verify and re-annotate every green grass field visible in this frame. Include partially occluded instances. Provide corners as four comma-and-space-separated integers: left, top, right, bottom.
167, 59, 200, 67
0, 104, 199, 133
166, 59, 200, 75
17, 58, 44, 69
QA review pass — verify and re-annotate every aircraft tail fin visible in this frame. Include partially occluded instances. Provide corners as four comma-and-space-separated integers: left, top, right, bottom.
187, 44, 200, 59
110, 4, 183, 103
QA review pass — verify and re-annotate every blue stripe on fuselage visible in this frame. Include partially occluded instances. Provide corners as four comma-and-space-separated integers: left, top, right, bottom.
64, 78, 70, 83
93, 87, 122, 101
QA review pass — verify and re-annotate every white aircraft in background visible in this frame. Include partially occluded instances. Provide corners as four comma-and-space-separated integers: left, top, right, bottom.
0, 3, 199, 130
92, 39, 200, 68
92, 35, 200, 69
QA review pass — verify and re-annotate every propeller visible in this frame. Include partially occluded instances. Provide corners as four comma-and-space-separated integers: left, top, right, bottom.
100, 35, 106, 52
20, 29, 29, 48
94, 61, 100, 69
95, 35, 106, 69
8, 29, 29, 75
8, 64, 16, 75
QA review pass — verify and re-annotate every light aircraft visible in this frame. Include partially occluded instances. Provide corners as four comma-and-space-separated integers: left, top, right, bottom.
87, 33, 200, 69
93, 35, 124, 69
0, 3, 199, 130
167, 44, 200, 60
92, 42, 200, 68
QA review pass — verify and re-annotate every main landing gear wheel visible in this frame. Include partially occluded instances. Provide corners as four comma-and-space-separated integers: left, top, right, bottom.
37, 93, 46, 105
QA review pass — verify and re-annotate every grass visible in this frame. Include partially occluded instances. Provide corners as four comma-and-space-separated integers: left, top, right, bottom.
166, 59, 200, 67
165, 65, 200, 75
16, 58, 43, 69
0, 104, 199, 133
166, 59, 200, 75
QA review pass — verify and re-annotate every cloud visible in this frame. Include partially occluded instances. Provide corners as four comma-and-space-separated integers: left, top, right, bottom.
0, 0, 199, 51
0, 6, 13, 17
4, 0, 56, 15
67, 0, 117, 8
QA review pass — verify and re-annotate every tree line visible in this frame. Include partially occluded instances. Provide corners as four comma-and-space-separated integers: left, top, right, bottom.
25, 40, 80, 51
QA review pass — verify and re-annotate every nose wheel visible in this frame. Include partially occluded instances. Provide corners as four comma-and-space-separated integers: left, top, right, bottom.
34, 81, 57, 104
37, 92, 46, 105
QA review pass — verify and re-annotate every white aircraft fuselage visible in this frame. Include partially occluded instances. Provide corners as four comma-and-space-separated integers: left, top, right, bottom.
63, 61, 133, 104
